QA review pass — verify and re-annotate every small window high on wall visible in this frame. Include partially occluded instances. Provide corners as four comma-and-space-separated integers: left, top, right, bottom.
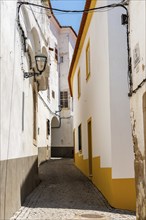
60, 56, 63, 63
86, 41, 91, 80
52, 90, 55, 99
33, 85, 38, 145
60, 91, 68, 108
55, 45, 58, 62
46, 119, 50, 139
78, 69, 81, 99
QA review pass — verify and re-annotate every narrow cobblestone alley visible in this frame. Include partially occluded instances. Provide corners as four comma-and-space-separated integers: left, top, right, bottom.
11, 159, 136, 220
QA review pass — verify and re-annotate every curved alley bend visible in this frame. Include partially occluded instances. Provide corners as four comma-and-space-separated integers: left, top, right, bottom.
11, 159, 136, 220
1, 0, 145, 219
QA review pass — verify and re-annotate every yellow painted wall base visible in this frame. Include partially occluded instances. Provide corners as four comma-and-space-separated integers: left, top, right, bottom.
75, 153, 136, 211
75, 152, 88, 176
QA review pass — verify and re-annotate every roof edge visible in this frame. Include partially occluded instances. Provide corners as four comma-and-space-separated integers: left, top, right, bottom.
48, 0, 77, 37
68, 0, 92, 97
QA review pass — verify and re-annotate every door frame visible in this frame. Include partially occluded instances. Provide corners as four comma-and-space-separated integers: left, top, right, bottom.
73, 128, 76, 161
87, 117, 93, 178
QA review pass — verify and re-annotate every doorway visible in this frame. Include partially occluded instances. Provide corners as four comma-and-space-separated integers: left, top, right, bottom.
87, 118, 93, 178
33, 83, 38, 146
73, 129, 75, 161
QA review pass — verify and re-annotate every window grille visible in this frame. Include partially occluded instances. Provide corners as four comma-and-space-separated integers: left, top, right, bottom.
60, 91, 68, 108
55, 46, 58, 62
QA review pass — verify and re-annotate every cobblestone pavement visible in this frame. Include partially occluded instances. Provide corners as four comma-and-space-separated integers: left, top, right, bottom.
11, 159, 136, 220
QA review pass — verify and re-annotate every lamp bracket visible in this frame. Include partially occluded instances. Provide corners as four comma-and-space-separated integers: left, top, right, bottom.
121, 14, 128, 25
24, 72, 41, 78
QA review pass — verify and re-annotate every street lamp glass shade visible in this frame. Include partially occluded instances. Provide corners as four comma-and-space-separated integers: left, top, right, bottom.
35, 54, 47, 73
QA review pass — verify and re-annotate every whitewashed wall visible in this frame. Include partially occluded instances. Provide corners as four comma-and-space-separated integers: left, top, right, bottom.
0, 0, 60, 160
107, 4, 134, 178
1, 1, 37, 160
0, 1, 67, 218
51, 28, 76, 152
129, 0, 146, 152
129, 1, 146, 218
73, 0, 134, 178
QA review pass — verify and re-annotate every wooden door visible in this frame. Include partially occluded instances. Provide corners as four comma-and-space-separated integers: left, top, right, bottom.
88, 118, 92, 177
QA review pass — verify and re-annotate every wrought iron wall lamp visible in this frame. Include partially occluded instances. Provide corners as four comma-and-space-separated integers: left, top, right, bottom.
24, 54, 47, 78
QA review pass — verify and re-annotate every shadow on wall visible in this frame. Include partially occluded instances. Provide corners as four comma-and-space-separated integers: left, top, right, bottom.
0, 156, 40, 220
20, 157, 40, 205
38, 146, 51, 166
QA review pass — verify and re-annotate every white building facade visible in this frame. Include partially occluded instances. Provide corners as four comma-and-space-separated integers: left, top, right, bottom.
129, 0, 146, 219
0, 0, 75, 218
51, 27, 76, 158
69, 0, 136, 211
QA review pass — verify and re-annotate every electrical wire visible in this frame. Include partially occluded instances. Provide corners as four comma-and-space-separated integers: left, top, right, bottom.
17, 1, 132, 95
129, 78, 146, 97
25, 5, 50, 15
17, 1, 127, 14
53, 2, 122, 15
38, 92, 58, 116
24, 3, 117, 17
17, 3, 27, 52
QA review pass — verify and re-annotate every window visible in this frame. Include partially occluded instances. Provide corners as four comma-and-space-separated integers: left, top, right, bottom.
86, 41, 91, 80
55, 45, 58, 62
52, 90, 55, 99
78, 124, 82, 152
60, 56, 63, 63
78, 69, 81, 99
46, 119, 50, 139
60, 91, 68, 108
33, 86, 38, 145
87, 118, 92, 176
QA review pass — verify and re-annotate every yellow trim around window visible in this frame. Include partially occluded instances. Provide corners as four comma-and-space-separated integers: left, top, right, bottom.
68, 0, 96, 96
78, 69, 81, 99
33, 82, 38, 146
86, 40, 91, 81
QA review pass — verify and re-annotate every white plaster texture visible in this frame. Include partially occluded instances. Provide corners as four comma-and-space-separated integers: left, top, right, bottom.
129, 0, 146, 154
0, 0, 60, 160
72, 0, 134, 178
51, 28, 76, 149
